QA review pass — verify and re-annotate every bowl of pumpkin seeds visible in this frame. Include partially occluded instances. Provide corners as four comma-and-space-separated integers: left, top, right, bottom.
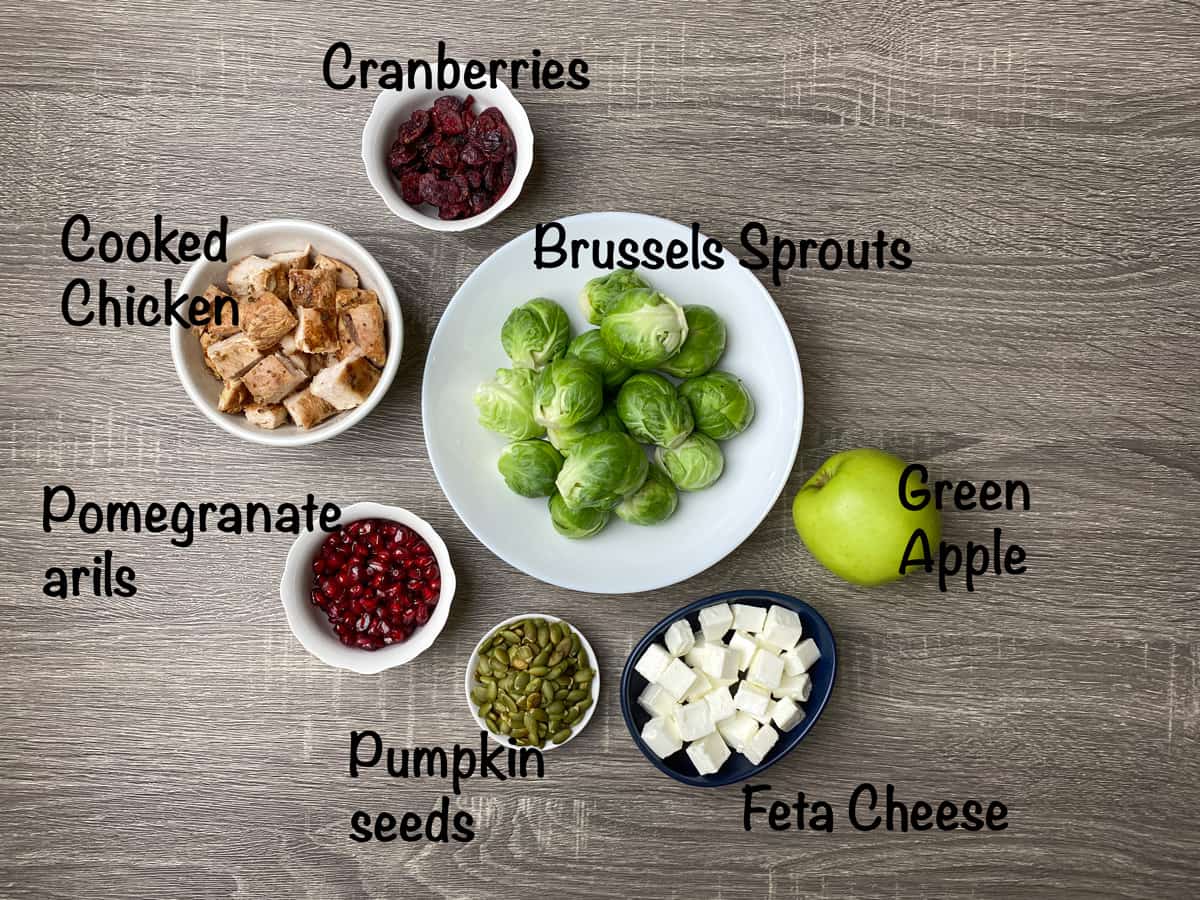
465, 614, 599, 750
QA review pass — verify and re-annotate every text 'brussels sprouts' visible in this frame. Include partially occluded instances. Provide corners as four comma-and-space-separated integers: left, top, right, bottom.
615, 465, 679, 526
498, 440, 565, 497
566, 329, 634, 391
532, 357, 604, 429
600, 288, 689, 370
658, 305, 727, 378
656, 432, 724, 491
501, 298, 571, 369
474, 367, 545, 440
547, 402, 626, 456
549, 492, 610, 539
579, 269, 649, 325
616, 373, 694, 449
679, 371, 756, 441
555, 431, 649, 510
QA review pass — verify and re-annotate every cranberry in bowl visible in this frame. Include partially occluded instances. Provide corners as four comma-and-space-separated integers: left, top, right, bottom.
280, 502, 457, 674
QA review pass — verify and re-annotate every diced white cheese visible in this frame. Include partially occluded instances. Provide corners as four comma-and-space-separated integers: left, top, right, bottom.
683, 631, 708, 667
781, 646, 807, 676
775, 672, 812, 702
638, 682, 678, 719
704, 686, 736, 723
664, 620, 695, 657
770, 697, 806, 731
727, 631, 758, 671
685, 730, 731, 775
684, 668, 714, 701
717, 711, 761, 751
731, 603, 767, 634
634, 643, 672, 683
733, 681, 772, 718
759, 605, 803, 651
641, 715, 683, 758
741, 723, 780, 765
698, 602, 733, 640
657, 657, 699, 701
694, 644, 739, 681
746, 647, 785, 691
675, 701, 715, 741
792, 637, 821, 671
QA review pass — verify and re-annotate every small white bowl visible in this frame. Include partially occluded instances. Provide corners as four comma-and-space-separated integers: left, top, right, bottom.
464, 614, 599, 751
280, 502, 456, 675
171, 218, 404, 447
361, 84, 533, 232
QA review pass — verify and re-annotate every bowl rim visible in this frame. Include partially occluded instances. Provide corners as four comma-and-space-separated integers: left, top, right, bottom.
619, 588, 837, 787
361, 83, 534, 233
464, 612, 600, 751
279, 501, 457, 674
169, 218, 404, 447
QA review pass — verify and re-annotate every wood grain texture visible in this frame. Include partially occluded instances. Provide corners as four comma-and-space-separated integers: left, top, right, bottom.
1, 1, 1198, 897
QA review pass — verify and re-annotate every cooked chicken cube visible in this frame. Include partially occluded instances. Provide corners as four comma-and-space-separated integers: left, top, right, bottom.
244, 403, 288, 429
295, 307, 338, 354
284, 349, 322, 376
288, 267, 336, 311
241, 353, 309, 404
217, 379, 250, 414
226, 256, 287, 301
338, 300, 386, 367
335, 288, 378, 313
283, 388, 338, 429
314, 253, 360, 289
206, 333, 264, 380
240, 291, 298, 351
310, 355, 381, 410
268, 245, 312, 273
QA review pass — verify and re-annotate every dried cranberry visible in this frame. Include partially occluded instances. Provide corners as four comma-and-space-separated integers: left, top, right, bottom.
397, 108, 430, 144
427, 141, 460, 170
432, 95, 467, 135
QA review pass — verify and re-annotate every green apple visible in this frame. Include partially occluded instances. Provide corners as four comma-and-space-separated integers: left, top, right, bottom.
792, 448, 941, 586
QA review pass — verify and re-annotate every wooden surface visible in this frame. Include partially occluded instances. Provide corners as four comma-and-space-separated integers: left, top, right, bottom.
2, 1, 1198, 897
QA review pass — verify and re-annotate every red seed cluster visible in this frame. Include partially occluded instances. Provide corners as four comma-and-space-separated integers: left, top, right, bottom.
310, 518, 441, 651
388, 95, 517, 220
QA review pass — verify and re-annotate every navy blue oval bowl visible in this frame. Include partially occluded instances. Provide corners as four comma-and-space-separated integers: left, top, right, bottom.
620, 589, 837, 787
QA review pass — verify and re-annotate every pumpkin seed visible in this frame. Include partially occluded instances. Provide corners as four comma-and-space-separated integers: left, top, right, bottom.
551, 728, 573, 744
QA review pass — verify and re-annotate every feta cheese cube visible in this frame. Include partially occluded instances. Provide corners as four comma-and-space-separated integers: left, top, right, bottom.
733, 681, 772, 718
637, 682, 678, 719
746, 648, 785, 691
781, 646, 807, 676
793, 638, 821, 672
776, 672, 812, 702
717, 711, 761, 751
684, 668, 714, 702
759, 605, 803, 651
675, 701, 715, 741
704, 686, 736, 723
731, 603, 767, 634
685, 730, 731, 775
727, 631, 758, 671
663, 620, 695, 657
634, 643, 672, 683
741, 723, 780, 765
695, 644, 739, 681
683, 632, 708, 668
698, 602, 733, 640
770, 697, 806, 731
641, 716, 683, 758
657, 657, 699, 701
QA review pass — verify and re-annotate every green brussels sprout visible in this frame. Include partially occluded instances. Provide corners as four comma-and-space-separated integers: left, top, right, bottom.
679, 371, 756, 440
566, 329, 634, 391
501, 298, 571, 369
549, 492, 610, 539
658, 306, 727, 378
656, 432, 724, 491
555, 431, 649, 510
579, 269, 649, 325
615, 373, 694, 449
546, 402, 627, 456
600, 288, 689, 370
497, 440, 565, 497
473, 368, 545, 440
615, 465, 678, 526
532, 357, 604, 429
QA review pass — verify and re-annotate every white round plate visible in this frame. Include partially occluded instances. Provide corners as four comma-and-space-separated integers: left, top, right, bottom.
422, 212, 803, 594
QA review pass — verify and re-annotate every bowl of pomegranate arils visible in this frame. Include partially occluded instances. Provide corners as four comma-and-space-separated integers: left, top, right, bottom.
280, 502, 457, 674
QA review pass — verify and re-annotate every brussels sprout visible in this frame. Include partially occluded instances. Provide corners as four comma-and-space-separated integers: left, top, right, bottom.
549, 492, 610, 539
579, 269, 649, 325
555, 431, 649, 510
566, 329, 634, 391
658, 305, 727, 378
679, 371, 756, 440
615, 465, 678, 526
532, 357, 604, 429
615, 373, 694, 449
600, 289, 689, 370
498, 440, 565, 497
501, 298, 571, 369
473, 368, 545, 440
546, 402, 627, 456
656, 432, 724, 491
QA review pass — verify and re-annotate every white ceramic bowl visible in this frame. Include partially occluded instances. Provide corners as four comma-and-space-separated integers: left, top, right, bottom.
280, 502, 456, 675
361, 85, 533, 232
171, 219, 404, 447
464, 614, 599, 751
422, 212, 804, 594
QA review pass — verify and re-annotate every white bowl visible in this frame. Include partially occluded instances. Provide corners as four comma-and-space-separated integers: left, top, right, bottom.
280, 502, 457, 675
422, 211, 804, 594
361, 84, 533, 232
464, 613, 599, 751
171, 219, 404, 447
